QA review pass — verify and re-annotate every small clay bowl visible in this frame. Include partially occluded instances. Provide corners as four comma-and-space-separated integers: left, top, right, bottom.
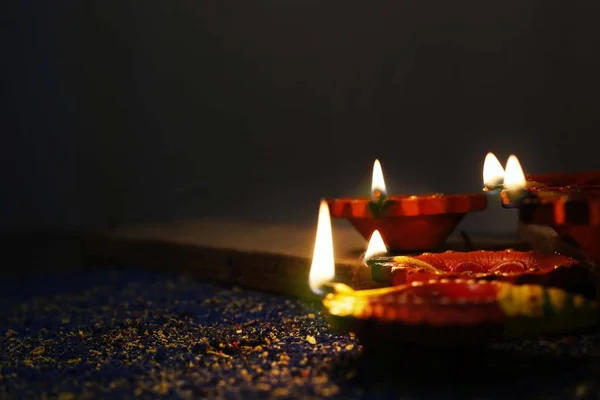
366, 250, 593, 298
520, 194, 600, 264
327, 194, 487, 252
323, 280, 598, 347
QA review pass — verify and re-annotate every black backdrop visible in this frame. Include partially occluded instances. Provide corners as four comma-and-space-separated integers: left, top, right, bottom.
3, 0, 600, 234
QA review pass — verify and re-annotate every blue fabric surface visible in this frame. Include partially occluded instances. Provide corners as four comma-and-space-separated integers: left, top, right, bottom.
1, 267, 600, 399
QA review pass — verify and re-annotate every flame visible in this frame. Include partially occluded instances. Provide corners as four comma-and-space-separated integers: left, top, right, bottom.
363, 230, 387, 261
309, 200, 336, 295
483, 152, 505, 188
504, 155, 526, 190
371, 159, 387, 200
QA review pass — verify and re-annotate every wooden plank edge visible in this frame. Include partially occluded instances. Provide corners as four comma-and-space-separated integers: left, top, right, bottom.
81, 234, 369, 302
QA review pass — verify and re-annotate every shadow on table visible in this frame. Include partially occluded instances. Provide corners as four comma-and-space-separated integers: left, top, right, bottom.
331, 347, 600, 399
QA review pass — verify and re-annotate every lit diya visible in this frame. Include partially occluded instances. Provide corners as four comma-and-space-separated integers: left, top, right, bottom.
483, 152, 600, 206
483, 153, 543, 207
365, 249, 594, 298
483, 152, 543, 194
327, 159, 487, 252
483, 153, 600, 265
310, 200, 599, 347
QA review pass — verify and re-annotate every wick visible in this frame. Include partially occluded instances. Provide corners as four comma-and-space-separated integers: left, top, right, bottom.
500, 187, 538, 209
483, 185, 502, 192
371, 190, 383, 202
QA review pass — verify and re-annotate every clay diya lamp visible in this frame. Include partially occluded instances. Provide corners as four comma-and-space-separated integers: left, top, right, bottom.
310, 200, 599, 348
519, 193, 600, 265
485, 154, 600, 265
365, 250, 595, 298
327, 160, 487, 252
483, 153, 562, 206
321, 280, 599, 348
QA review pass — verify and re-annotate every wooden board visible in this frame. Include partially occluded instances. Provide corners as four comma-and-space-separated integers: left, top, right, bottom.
82, 218, 526, 300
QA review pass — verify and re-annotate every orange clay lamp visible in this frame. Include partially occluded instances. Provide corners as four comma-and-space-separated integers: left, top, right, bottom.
327, 160, 487, 252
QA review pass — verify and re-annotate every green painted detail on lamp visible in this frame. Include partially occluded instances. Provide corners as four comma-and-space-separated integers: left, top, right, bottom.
366, 256, 442, 273
365, 257, 392, 269
367, 194, 394, 218
499, 284, 599, 338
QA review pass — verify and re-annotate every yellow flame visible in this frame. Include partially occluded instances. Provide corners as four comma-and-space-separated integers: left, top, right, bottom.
504, 155, 526, 190
309, 200, 335, 295
371, 159, 387, 200
483, 152, 505, 188
363, 230, 387, 261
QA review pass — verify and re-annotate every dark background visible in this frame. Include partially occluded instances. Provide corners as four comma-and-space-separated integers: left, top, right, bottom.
3, 0, 600, 235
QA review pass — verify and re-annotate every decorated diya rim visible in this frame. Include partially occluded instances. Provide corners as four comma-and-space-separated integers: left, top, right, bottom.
323, 280, 599, 344
519, 194, 600, 227
366, 249, 593, 297
526, 171, 600, 190
327, 193, 487, 218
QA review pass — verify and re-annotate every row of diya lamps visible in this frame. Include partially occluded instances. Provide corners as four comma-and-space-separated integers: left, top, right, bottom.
308, 154, 600, 347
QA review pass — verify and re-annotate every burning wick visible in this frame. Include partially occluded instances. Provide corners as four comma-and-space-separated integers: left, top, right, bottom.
362, 230, 388, 264
309, 200, 354, 296
309, 200, 336, 295
482, 152, 505, 192
371, 159, 387, 202
500, 155, 536, 208
368, 159, 394, 218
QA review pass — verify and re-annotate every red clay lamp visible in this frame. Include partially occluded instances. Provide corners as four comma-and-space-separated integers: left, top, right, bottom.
327, 160, 487, 252
366, 250, 594, 298
484, 153, 600, 207
484, 152, 600, 265
360, 216, 594, 298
